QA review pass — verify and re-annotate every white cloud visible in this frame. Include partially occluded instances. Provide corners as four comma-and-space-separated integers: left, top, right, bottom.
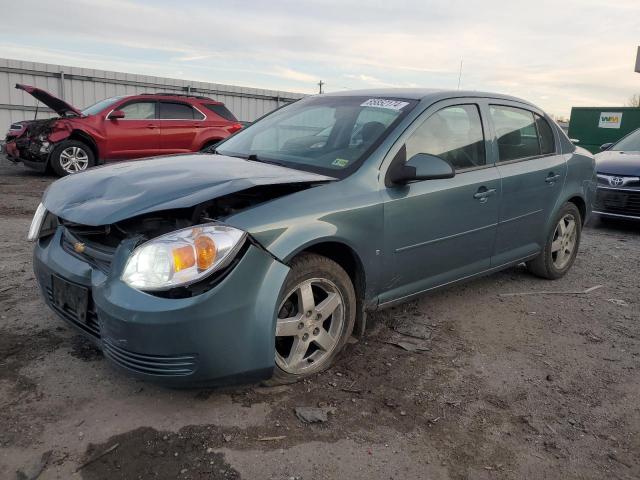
0, 0, 638, 116
272, 67, 317, 83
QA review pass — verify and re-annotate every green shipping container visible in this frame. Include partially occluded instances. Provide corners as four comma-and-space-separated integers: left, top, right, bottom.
568, 107, 640, 154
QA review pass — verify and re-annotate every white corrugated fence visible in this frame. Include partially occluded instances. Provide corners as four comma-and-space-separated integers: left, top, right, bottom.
0, 57, 305, 129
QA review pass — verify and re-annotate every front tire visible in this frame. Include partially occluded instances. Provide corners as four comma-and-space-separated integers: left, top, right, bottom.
527, 202, 582, 279
50, 140, 95, 176
267, 253, 356, 385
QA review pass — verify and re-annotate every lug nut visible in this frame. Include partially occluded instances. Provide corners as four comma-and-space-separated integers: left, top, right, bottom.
298, 322, 304, 330
306, 310, 313, 317
302, 333, 309, 341
316, 313, 322, 320
313, 327, 320, 335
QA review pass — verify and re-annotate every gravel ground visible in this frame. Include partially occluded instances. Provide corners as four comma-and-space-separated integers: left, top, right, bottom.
0, 159, 638, 480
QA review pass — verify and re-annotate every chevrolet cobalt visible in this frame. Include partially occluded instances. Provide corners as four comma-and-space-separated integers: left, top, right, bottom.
29, 89, 596, 386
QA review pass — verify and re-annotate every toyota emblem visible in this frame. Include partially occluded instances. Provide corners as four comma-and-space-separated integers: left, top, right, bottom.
609, 176, 624, 187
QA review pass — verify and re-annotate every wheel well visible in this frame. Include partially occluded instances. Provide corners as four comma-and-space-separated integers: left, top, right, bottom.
300, 242, 368, 336
201, 139, 222, 150
68, 130, 99, 159
567, 196, 586, 224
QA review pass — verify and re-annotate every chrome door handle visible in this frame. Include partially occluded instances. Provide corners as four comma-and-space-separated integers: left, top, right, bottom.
473, 188, 496, 202
545, 174, 561, 183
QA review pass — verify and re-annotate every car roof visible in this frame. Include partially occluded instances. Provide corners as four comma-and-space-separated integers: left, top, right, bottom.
123, 93, 223, 104
322, 88, 538, 109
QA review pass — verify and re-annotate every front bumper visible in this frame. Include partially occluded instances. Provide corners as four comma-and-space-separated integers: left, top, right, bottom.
593, 186, 640, 220
2, 139, 49, 171
33, 228, 290, 387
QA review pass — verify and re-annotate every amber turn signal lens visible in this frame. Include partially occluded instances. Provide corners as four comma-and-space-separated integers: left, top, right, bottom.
195, 235, 217, 271
172, 245, 195, 272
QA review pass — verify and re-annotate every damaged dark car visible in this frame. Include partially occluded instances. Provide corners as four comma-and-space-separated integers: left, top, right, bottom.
29, 89, 595, 386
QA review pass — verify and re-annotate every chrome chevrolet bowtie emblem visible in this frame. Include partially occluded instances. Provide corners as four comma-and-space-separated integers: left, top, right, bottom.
73, 242, 86, 254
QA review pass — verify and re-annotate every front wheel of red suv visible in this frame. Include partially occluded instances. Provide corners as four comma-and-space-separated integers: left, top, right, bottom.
50, 140, 95, 176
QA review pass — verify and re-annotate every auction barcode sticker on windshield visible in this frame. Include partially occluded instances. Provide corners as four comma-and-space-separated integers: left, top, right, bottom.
361, 99, 409, 110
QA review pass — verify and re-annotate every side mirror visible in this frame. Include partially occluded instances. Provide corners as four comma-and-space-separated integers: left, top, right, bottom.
108, 110, 125, 120
600, 142, 614, 151
389, 153, 455, 184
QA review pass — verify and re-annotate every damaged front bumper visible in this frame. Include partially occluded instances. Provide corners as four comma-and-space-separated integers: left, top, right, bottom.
3, 137, 53, 172
33, 227, 290, 387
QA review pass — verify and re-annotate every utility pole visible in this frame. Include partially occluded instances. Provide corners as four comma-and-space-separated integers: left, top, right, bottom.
318, 80, 324, 94
457, 59, 463, 90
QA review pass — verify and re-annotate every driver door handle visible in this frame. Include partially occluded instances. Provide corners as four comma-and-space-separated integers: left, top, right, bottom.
473, 187, 496, 202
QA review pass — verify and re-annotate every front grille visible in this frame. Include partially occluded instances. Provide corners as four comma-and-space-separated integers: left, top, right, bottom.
61, 228, 115, 274
45, 286, 101, 339
102, 339, 197, 376
594, 188, 640, 218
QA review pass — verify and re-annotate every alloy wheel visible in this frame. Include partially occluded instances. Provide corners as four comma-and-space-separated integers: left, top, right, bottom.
275, 278, 345, 374
551, 213, 577, 269
59, 147, 89, 173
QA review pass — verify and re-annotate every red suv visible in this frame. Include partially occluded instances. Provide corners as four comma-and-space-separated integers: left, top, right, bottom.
2, 84, 243, 176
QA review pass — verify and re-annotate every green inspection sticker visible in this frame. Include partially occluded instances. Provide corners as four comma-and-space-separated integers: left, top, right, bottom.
332, 158, 349, 168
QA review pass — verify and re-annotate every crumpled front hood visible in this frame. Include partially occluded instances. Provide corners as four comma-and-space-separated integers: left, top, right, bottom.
595, 150, 640, 176
43, 154, 334, 226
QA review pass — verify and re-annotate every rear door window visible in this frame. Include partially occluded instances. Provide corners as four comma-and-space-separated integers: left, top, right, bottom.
204, 104, 237, 122
489, 105, 541, 161
159, 102, 199, 120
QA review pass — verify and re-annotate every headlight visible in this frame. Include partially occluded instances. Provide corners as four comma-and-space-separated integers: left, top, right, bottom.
27, 203, 47, 241
121, 224, 246, 291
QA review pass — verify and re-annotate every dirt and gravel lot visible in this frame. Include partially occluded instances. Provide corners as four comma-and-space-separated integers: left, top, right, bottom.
0, 159, 638, 480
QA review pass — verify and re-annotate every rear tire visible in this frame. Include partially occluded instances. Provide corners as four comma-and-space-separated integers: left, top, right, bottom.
527, 202, 582, 279
50, 140, 95, 176
265, 253, 356, 386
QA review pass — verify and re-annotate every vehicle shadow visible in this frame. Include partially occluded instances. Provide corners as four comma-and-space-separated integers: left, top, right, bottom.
586, 215, 640, 234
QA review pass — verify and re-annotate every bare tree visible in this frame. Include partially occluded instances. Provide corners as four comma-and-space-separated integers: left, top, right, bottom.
627, 94, 640, 107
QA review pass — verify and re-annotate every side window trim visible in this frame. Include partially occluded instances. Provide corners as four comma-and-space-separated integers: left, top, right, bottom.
488, 103, 557, 164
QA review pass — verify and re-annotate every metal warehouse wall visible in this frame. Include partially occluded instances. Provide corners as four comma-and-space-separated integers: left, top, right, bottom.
0, 58, 305, 129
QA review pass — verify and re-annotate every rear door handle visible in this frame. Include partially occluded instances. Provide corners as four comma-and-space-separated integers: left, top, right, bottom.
473, 187, 496, 202
545, 173, 561, 184
146, 124, 158, 129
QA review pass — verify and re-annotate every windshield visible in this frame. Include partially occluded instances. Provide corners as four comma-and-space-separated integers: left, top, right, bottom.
81, 96, 124, 116
216, 95, 417, 178
613, 128, 640, 152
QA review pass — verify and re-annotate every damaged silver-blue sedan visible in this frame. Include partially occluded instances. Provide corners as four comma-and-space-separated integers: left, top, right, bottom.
28, 89, 596, 386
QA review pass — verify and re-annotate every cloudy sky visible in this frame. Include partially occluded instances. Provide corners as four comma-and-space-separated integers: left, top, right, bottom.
0, 0, 638, 117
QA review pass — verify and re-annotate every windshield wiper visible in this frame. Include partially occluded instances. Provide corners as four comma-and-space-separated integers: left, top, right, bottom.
245, 154, 286, 167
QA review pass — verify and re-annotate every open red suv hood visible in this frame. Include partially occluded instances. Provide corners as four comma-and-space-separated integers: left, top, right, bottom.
16, 84, 82, 117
